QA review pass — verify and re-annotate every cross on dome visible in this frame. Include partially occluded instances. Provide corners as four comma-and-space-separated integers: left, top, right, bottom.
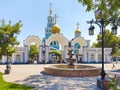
54, 14, 58, 24
49, 3, 52, 15
77, 22, 79, 29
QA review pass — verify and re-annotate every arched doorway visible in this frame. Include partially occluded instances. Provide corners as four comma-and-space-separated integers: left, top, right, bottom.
72, 38, 87, 63
29, 43, 39, 63
46, 34, 68, 63
23, 36, 42, 63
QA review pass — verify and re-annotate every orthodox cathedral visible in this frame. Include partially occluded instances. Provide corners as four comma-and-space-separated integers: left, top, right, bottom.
0, 4, 112, 64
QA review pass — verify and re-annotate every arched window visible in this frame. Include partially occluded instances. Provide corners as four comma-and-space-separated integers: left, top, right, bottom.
74, 43, 80, 54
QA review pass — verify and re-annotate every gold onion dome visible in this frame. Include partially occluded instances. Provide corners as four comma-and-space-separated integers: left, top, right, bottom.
75, 28, 81, 34
52, 14, 60, 34
75, 22, 81, 34
51, 24, 60, 34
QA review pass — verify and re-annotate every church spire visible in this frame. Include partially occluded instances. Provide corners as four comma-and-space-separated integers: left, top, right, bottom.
49, 3, 52, 15
77, 22, 79, 29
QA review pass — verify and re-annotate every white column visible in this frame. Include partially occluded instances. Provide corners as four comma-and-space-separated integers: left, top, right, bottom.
38, 45, 42, 63
106, 53, 110, 62
24, 45, 29, 63
106, 53, 111, 62
95, 49, 98, 63
22, 52, 25, 63
12, 53, 15, 63
83, 47, 87, 62
2, 56, 5, 63
45, 46, 49, 63
49, 54, 52, 61
4, 56, 7, 63
88, 53, 90, 63
22, 52, 24, 63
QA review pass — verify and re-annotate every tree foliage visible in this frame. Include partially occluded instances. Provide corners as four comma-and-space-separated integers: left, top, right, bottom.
29, 44, 38, 60
0, 19, 22, 59
78, 0, 120, 55
77, 0, 120, 25
118, 49, 120, 56
92, 30, 120, 55
49, 50, 62, 60
49, 50, 61, 56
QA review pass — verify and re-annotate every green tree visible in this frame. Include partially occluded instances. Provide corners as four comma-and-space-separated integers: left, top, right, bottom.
0, 19, 22, 59
91, 42, 97, 48
77, 0, 120, 24
49, 50, 62, 62
92, 30, 120, 55
29, 44, 38, 60
118, 49, 120, 56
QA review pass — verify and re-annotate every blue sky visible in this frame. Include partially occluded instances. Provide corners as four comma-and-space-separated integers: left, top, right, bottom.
0, 0, 119, 46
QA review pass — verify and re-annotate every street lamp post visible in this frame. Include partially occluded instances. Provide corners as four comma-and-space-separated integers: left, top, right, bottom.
42, 41, 46, 64
87, 9, 118, 88
87, 17, 106, 80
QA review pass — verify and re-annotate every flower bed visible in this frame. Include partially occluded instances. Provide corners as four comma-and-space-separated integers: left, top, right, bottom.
103, 74, 120, 90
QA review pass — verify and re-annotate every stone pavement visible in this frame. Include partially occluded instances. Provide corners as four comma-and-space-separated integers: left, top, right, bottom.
0, 63, 120, 90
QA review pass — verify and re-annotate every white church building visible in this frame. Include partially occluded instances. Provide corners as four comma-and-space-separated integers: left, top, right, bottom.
0, 5, 112, 64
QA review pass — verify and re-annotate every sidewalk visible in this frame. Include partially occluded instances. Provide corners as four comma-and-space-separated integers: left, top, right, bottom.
0, 64, 120, 90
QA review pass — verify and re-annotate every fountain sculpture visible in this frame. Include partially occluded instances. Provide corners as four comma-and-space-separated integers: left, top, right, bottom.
66, 41, 76, 65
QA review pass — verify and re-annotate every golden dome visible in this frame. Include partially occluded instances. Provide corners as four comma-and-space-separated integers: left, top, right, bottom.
75, 22, 81, 34
51, 24, 60, 34
75, 28, 81, 34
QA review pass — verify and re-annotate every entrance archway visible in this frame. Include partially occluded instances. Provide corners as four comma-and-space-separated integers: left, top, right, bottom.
46, 34, 68, 62
72, 38, 87, 63
23, 36, 42, 63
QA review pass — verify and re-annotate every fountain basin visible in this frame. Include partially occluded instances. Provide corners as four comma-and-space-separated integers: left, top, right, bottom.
44, 64, 101, 77
66, 58, 76, 65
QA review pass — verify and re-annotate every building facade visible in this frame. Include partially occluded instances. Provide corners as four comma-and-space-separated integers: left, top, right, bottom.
0, 4, 112, 64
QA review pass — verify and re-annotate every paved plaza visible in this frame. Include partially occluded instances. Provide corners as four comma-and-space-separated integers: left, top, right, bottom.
0, 63, 120, 90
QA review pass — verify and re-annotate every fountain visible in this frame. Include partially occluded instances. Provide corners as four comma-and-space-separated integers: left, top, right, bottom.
66, 41, 76, 65
44, 41, 101, 77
